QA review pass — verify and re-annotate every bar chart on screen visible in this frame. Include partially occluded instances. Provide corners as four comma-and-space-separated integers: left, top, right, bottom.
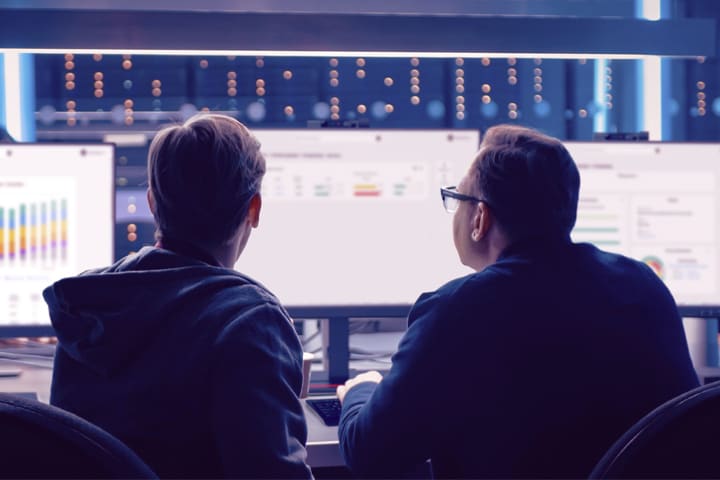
0, 177, 77, 325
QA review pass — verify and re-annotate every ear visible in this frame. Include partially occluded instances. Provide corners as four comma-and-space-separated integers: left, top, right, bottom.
146, 188, 156, 215
471, 202, 492, 242
247, 193, 262, 228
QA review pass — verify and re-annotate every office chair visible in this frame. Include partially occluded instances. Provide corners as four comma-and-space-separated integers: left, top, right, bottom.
589, 381, 720, 479
0, 393, 157, 479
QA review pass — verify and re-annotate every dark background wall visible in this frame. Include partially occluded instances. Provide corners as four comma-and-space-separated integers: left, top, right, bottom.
19, 0, 720, 258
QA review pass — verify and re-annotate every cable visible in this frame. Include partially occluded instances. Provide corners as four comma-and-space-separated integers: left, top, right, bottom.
301, 330, 321, 348
0, 354, 53, 369
349, 346, 395, 356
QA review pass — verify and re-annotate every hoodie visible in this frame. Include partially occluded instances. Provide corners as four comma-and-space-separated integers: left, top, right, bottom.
43, 246, 313, 479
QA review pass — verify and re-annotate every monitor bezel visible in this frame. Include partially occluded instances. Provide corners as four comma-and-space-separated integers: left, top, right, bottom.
286, 304, 412, 320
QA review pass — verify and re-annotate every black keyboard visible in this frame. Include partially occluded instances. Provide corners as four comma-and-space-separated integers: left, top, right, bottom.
307, 398, 342, 426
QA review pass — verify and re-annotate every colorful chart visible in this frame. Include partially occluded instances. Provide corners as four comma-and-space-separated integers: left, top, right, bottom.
0, 199, 68, 264
0, 176, 77, 326
642, 255, 665, 279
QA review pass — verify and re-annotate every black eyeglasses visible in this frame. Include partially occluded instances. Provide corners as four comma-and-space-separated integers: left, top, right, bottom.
440, 186, 487, 213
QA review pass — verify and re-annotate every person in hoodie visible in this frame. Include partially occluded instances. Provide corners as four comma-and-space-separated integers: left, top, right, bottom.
336, 124, 700, 478
43, 113, 313, 479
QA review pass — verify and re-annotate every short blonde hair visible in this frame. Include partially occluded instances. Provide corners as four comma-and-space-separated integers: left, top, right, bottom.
147, 113, 266, 246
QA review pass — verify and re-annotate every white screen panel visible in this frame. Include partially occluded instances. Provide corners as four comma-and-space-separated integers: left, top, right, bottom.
566, 142, 720, 313
0, 144, 114, 327
237, 129, 479, 309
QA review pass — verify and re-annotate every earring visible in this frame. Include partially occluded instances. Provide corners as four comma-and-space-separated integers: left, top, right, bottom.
471, 231, 479, 241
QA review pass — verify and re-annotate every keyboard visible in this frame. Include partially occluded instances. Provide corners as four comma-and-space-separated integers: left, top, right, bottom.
307, 398, 342, 426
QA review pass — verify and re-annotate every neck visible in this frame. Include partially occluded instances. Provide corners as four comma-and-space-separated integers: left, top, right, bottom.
466, 228, 510, 272
156, 236, 224, 267
203, 222, 253, 269
499, 234, 572, 258
207, 243, 240, 269
156, 218, 253, 270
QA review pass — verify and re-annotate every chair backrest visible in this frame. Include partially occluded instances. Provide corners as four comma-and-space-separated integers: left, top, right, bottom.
0, 393, 157, 479
589, 381, 720, 479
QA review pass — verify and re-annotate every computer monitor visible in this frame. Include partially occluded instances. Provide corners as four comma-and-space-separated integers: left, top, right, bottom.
0, 143, 115, 336
565, 141, 720, 318
237, 129, 480, 318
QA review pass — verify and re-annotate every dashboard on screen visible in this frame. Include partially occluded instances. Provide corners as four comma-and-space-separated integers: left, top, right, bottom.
237, 129, 480, 316
0, 143, 115, 335
565, 142, 720, 317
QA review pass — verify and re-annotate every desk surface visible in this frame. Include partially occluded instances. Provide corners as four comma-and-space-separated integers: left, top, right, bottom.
0, 359, 343, 468
303, 395, 344, 468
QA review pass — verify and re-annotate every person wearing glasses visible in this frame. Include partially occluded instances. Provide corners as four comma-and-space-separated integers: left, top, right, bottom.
44, 114, 312, 478
336, 124, 699, 478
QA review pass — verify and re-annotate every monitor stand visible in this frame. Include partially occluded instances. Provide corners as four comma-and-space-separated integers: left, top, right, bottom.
307, 317, 349, 392
683, 316, 720, 383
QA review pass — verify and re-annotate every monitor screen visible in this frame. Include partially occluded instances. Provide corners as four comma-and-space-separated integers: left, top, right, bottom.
236, 129, 479, 316
565, 142, 720, 317
0, 143, 115, 335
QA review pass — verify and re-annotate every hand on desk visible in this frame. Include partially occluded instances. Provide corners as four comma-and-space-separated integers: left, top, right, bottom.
336, 370, 383, 405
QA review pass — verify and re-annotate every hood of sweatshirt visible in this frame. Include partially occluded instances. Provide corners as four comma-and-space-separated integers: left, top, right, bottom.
43, 246, 274, 375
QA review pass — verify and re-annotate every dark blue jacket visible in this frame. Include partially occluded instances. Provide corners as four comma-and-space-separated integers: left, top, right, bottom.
339, 240, 700, 478
43, 246, 312, 479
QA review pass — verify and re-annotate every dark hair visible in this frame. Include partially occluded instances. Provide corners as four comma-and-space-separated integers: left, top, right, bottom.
147, 113, 266, 246
472, 124, 580, 241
